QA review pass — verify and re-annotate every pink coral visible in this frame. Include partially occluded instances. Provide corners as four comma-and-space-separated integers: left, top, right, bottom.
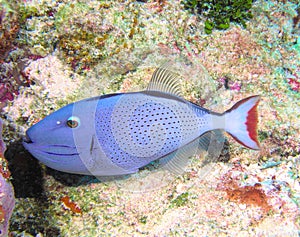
287, 77, 300, 92
0, 82, 17, 102
0, 119, 15, 237
219, 77, 242, 91
0, 60, 32, 110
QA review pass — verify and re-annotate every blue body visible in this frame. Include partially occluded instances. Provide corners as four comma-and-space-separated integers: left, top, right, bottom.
23, 91, 211, 176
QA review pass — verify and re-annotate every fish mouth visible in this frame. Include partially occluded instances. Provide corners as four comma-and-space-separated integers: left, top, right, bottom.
23, 134, 79, 157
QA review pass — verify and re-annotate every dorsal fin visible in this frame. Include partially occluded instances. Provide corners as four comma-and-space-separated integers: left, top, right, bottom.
146, 63, 182, 97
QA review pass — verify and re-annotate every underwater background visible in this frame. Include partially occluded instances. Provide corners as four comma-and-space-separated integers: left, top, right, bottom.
0, 0, 299, 236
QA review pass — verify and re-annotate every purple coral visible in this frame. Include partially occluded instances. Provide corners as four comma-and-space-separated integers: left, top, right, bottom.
0, 175, 15, 237
219, 77, 242, 91
0, 82, 17, 102
287, 77, 300, 92
0, 60, 32, 110
0, 119, 15, 237
0, 119, 5, 155
0, 0, 33, 109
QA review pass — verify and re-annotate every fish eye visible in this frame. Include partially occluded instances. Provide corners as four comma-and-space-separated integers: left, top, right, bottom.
66, 116, 80, 128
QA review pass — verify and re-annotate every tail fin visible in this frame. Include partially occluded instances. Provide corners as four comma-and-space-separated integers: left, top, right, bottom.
224, 96, 260, 150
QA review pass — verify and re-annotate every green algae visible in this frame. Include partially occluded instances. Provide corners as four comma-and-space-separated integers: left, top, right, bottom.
170, 192, 189, 208
0, 0, 20, 59
19, 4, 39, 23
16, 2, 56, 55
183, 0, 255, 34
54, 3, 90, 29
54, 3, 105, 70
0, 0, 15, 13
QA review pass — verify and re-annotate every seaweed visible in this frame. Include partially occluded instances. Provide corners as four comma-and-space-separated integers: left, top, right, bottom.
182, 0, 255, 34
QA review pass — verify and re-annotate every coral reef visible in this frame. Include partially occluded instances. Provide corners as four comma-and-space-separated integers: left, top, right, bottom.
0, 119, 15, 237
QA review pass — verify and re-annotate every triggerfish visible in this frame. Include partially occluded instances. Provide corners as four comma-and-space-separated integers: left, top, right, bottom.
23, 66, 260, 176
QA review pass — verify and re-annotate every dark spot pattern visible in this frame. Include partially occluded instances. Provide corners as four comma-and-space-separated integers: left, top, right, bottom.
95, 93, 209, 172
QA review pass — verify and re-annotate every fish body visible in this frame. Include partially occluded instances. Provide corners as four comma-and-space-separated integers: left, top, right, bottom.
23, 66, 260, 176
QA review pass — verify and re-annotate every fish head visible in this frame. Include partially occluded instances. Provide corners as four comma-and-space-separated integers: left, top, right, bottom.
23, 100, 97, 174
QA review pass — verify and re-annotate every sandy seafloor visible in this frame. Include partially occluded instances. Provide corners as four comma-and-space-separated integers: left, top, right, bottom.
1, 0, 300, 236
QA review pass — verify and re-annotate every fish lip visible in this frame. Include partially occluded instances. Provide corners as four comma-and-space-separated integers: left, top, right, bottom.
42, 151, 80, 156
23, 140, 80, 157
23, 142, 79, 157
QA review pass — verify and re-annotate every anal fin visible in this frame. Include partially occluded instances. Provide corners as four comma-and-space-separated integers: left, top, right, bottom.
159, 131, 225, 175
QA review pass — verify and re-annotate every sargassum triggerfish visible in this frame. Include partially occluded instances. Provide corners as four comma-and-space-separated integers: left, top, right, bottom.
23, 65, 260, 176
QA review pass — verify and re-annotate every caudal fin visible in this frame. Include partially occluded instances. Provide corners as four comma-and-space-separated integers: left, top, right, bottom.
224, 96, 260, 150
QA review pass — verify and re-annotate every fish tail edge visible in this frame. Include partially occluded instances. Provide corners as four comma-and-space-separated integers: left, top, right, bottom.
224, 95, 260, 150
